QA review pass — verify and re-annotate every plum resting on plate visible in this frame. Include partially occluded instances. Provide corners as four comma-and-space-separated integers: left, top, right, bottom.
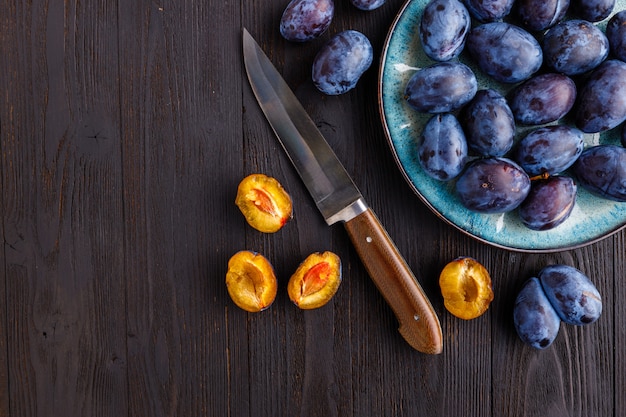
508, 73, 577, 126
572, 144, 626, 202
312, 30, 373, 95
465, 22, 543, 83
607, 11, 626, 62
571, 0, 615, 22
460, 89, 515, 157
513, 125, 584, 177
542, 19, 609, 76
518, 176, 577, 231
462, 0, 514, 22
419, 0, 471, 62
404, 62, 477, 113
455, 157, 531, 214
575, 60, 626, 133
280, 0, 334, 42
418, 113, 468, 181
516, 0, 569, 31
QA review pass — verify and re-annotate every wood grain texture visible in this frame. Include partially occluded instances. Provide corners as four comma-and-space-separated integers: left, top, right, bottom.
1, 0, 625, 416
2, 1, 127, 416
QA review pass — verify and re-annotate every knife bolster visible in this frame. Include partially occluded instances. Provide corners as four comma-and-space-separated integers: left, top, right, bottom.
325, 197, 368, 225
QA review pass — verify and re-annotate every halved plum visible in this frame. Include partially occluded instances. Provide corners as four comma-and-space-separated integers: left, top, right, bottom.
287, 251, 342, 309
439, 257, 494, 320
235, 174, 293, 233
226, 251, 278, 312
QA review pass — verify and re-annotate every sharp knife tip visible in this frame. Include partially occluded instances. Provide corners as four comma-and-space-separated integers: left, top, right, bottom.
242, 28, 256, 52
242, 27, 253, 42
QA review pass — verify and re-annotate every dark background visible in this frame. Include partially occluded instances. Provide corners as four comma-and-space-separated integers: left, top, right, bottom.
1, 0, 624, 416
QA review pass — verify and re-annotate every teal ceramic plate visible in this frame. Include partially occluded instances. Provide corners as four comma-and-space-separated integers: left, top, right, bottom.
378, 0, 626, 252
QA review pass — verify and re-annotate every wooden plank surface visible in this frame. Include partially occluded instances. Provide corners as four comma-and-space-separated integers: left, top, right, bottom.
1, 1, 128, 416
1, 0, 625, 416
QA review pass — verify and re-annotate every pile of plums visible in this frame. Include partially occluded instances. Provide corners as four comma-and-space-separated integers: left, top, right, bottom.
513, 265, 602, 349
406, 0, 626, 231
279, 0, 386, 95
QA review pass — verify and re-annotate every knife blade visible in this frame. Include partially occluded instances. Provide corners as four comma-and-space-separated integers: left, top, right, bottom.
242, 28, 443, 354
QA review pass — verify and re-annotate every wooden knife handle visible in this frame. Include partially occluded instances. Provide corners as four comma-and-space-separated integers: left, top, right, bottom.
344, 208, 443, 354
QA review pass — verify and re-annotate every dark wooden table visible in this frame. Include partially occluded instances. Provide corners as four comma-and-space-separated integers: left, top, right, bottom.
1, 1, 624, 416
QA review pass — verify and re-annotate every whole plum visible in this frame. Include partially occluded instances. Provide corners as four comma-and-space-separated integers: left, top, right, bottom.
466, 22, 543, 83
312, 30, 373, 95
622, 125, 626, 147
572, 144, 626, 201
513, 125, 584, 176
419, 0, 471, 62
539, 265, 602, 325
518, 176, 577, 230
280, 0, 334, 42
513, 277, 561, 350
607, 11, 626, 62
572, 0, 615, 22
509, 73, 576, 125
455, 157, 531, 213
405, 62, 477, 113
462, 0, 514, 22
516, 0, 569, 31
575, 60, 626, 133
418, 113, 468, 181
460, 89, 515, 157
542, 20, 609, 76
350, 0, 386, 10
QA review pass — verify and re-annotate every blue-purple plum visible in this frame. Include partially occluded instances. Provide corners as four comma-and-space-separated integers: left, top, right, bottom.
607, 11, 626, 62
542, 20, 609, 76
572, 144, 626, 201
455, 157, 531, 213
509, 73, 576, 125
572, 0, 615, 22
280, 0, 334, 42
514, 277, 561, 350
460, 89, 515, 157
539, 265, 602, 325
575, 60, 626, 133
312, 30, 373, 95
463, 0, 514, 21
418, 113, 468, 181
517, 0, 569, 31
419, 0, 471, 61
513, 125, 584, 176
518, 176, 577, 230
405, 62, 477, 113
466, 22, 543, 83
350, 0, 386, 10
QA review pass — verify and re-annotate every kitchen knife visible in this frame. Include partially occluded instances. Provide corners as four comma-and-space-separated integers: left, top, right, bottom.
242, 28, 443, 354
